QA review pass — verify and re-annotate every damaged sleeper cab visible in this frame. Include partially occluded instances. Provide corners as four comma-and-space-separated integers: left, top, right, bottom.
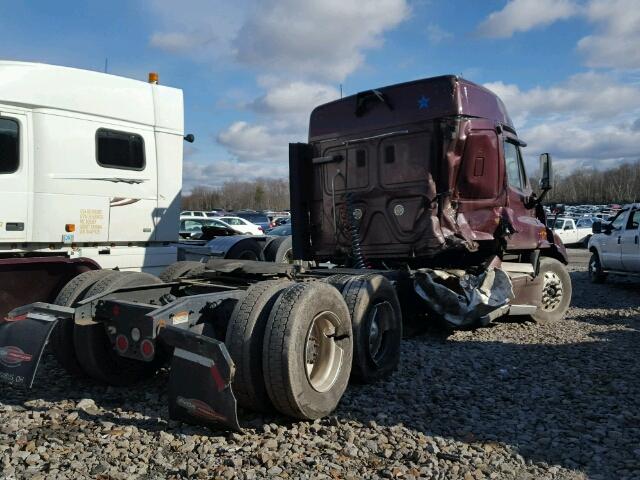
0, 75, 571, 431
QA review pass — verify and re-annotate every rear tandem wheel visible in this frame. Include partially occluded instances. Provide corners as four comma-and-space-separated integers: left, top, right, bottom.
262, 282, 353, 420
73, 271, 167, 386
50, 269, 112, 377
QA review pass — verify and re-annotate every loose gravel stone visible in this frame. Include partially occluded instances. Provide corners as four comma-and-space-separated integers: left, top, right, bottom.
0, 252, 637, 479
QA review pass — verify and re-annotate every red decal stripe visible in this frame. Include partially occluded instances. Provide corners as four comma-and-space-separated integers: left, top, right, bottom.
210, 365, 225, 392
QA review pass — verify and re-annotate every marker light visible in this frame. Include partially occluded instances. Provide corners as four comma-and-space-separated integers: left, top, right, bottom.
130, 328, 141, 342
115, 335, 129, 353
140, 339, 155, 359
148, 72, 159, 84
65, 224, 75, 232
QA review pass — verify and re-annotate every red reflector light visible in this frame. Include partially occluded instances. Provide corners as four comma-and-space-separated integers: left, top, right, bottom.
140, 339, 155, 359
115, 335, 129, 353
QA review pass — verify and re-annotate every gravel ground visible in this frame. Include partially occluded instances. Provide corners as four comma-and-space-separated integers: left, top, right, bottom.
1, 251, 639, 479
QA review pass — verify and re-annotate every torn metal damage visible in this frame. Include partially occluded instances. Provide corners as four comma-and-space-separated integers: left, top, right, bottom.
413, 265, 515, 328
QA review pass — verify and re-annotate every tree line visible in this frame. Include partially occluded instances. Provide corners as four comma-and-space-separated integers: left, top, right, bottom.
182, 178, 290, 212
538, 161, 640, 205
181, 160, 640, 212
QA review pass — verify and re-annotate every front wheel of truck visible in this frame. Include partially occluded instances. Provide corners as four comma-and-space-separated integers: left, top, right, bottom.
532, 257, 572, 323
588, 252, 607, 284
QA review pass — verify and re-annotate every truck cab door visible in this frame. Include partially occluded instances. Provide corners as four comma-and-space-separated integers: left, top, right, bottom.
502, 138, 539, 250
601, 210, 626, 270
0, 111, 29, 242
620, 209, 640, 272
563, 219, 577, 244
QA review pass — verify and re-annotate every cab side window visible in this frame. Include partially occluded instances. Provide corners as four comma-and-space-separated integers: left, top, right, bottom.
504, 141, 525, 190
96, 128, 145, 170
610, 211, 626, 230
0, 118, 19, 174
625, 210, 640, 230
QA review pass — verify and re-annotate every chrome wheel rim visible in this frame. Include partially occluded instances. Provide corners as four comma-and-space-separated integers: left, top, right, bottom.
305, 312, 344, 392
367, 301, 393, 364
541, 271, 563, 311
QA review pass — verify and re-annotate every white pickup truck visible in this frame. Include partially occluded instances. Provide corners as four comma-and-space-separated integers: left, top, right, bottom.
547, 217, 593, 247
588, 204, 640, 283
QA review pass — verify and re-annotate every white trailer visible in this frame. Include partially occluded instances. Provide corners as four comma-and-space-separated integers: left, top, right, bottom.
0, 61, 185, 315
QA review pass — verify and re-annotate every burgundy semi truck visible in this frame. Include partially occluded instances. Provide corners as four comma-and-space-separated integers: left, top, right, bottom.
0, 75, 571, 430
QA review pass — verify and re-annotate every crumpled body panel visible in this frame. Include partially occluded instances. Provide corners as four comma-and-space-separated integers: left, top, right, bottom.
413, 266, 515, 327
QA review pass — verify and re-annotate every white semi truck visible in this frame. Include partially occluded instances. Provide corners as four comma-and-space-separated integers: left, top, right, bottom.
0, 61, 185, 316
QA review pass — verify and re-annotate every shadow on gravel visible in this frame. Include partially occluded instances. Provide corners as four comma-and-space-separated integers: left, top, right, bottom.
569, 270, 640, 310
3, 269, 639, 479
338, 269, 640, 480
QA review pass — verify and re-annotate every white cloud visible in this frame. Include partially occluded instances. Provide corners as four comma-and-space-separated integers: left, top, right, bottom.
146, 0, 409, 183
477, 0, 578, 38
426, 23, 452, 44
234, 0, 410, 81
147, 0, 409, 81
484, 73, 640, 173
484, 72, 640, 124
146, 0, 246, 60
250, 81, 339, 116
577, 0, 640, 69
216, 121, 291, 162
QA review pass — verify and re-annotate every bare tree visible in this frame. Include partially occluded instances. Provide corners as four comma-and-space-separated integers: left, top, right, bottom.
182, 178, 290, 211
536, 160, 640, 204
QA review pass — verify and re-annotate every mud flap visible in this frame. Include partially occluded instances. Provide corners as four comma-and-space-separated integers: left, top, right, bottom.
0, 303, 72, 388
161, 325, 241, 432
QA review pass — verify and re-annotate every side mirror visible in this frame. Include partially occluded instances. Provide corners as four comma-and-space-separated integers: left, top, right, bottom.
592, 221, 602, 234
603, 223, 613, 235
184, 134, 195, 143
539, 153, 553, 190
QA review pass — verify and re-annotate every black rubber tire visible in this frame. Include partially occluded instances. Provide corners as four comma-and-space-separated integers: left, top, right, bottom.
158, 261, 205, 282
262, 282, 353, 420
50, 269, 112, 377
264, 236, 293, 263
582, 235, 591, 248
264, 237, 286, 262
73, 271, 165, 385
588, 252, 607, 284
321, 274, 354, 292
225, 238, 264, 261
341, 274, 402, 383
532, 257, 572, 323
224, 280, 292, 412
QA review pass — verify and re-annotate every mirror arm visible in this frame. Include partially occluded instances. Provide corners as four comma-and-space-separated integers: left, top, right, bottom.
535, 187, 550, 205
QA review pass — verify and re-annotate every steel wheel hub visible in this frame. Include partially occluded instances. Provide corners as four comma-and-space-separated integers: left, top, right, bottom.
541, 271, 563, 311
305, 312, 344, 392
366, 301, 393, 364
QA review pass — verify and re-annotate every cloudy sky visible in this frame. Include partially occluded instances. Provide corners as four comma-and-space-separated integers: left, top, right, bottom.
1, 0, 638, 190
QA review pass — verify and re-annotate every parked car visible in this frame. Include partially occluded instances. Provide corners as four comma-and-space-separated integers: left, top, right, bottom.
267, 224, 292, 236
547, 217, 592, 246
271, 216, 290, 227
218, 216, 263, 235
233, 211, 273, 231
180, 210, 207, 218
588, 204, 640, 283
205, 209, 226, 217
179, 217, 238, 239
264, 227, 293, 264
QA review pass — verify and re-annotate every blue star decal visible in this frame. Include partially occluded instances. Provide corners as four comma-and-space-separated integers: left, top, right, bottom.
418, 95, 430, 109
